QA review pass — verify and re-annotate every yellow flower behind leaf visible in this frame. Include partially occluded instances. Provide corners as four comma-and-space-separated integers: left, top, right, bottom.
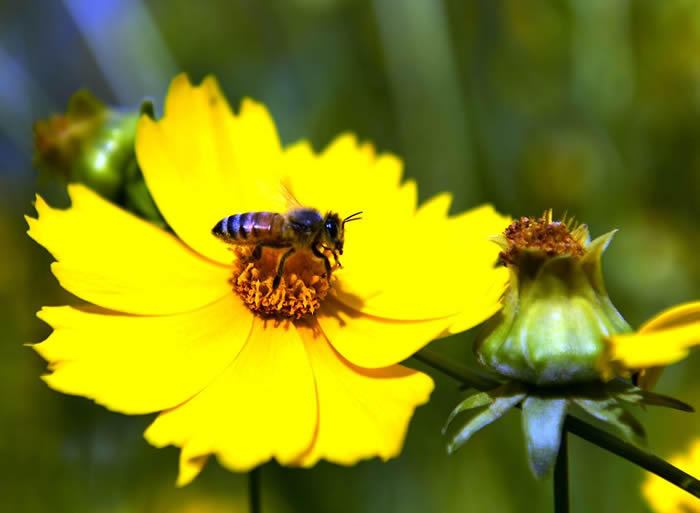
27, 73, 509, 485
643, 438, 700, 513
599, 301, 700, 389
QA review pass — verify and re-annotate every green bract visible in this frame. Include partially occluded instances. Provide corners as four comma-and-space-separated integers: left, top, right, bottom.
444, 380, 692, 478
475, 230, 632, 385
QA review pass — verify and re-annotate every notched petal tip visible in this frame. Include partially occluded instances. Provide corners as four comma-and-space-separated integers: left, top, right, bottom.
176, 454, 209, 487
169, 72, 194, 93
323, 132, 360, 157
417, 192, 453, 219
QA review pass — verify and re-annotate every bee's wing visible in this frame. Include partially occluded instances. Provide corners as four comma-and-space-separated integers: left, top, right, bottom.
280, 178, 304, 210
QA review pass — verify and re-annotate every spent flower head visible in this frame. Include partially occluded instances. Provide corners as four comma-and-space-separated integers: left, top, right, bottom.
27, 74, 510, 485
444, 211, 695, 478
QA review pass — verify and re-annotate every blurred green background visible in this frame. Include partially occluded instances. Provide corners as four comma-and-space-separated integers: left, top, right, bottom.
1, 0, 699, 511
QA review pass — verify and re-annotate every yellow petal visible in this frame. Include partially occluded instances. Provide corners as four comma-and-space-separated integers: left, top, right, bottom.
293, 322, 433, 467
606, 323, 700, 369
599, 301, 700, 380
634, 301, 700, 389
282, 135, 411, 221
280, 132, 509, 322
144, 316, 317, 479
34, 294, 252, 414
136, 74, 285, 265
442, 265, 509, 336
316, 297, 453, 368
27, 184, 232, 315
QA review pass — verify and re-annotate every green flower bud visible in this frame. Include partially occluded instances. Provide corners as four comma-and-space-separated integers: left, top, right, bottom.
475, 211, 632, 385
33, 92, 164, 225
33, 90, 138, 199
33, 90, 107, 182
72, 109, 138, 199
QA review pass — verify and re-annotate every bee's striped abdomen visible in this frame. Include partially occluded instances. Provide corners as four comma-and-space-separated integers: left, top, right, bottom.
212, 212, 286, 244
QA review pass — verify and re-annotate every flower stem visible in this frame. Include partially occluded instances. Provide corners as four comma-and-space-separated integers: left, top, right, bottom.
413, 348, 700, 500
249, 467, 261, 513
554, 433, 569, 513
564, 415, 700, 499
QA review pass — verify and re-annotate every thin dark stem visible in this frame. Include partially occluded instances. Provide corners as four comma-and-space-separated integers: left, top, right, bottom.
249, 467, 261, 513
413, 348, 700, 500
412, 348, 499, 390
554, 432, 569, 513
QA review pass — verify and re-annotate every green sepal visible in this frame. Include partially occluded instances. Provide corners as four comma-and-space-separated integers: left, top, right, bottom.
447, 383, 525, 454
604, 380, 694, 412
573, 397, 646, 447
638, 390, 694, 412
580, 230, 616, 295
121, 156, 166, 227
443, 388, 500, 434
522, 396, 568, 478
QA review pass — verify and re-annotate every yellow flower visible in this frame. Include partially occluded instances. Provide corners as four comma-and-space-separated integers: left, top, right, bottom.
599, 301, 700, 389
643, 438, 700, 513
27, 74, 509, 485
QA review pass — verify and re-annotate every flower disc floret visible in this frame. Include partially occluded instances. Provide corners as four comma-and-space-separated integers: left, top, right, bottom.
499, 210, 588, 267
232, 246, 336, 319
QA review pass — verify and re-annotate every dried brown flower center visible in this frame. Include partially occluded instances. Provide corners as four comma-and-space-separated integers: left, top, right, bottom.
500, 213, 586, 267
231, 246, 337, 319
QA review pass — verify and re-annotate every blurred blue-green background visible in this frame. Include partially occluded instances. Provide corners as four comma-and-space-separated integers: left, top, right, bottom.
1, 1, 699, 511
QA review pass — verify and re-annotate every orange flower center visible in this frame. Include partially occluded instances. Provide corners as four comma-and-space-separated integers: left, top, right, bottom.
500, 212, 586, 267
231, 246, 338, 319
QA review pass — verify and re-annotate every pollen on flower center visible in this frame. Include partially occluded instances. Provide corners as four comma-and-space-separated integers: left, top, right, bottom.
231, 246, 338, 320
499, 209, 587, 267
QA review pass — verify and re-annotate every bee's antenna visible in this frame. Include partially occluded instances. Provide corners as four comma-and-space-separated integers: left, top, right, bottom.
343, 211, 363, 225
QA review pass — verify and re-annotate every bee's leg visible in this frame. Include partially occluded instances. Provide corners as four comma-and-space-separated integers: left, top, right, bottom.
252, 244, 263, 260
273, 248, 296, 289
333, 250, 342, 268
312, 245, 332, 276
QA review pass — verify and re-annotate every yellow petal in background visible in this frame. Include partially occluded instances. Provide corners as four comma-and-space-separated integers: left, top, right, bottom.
317, 298, 453, 369
640, 301, 700, 332
26, 185, 232, 315
600, 301, 700, 382
34, 294, 253, 414
136, 74, 285, 265
643, 438, 700, 513
144, 317, 317, 482
605, 323, 700, 369
294, 323, 433, 467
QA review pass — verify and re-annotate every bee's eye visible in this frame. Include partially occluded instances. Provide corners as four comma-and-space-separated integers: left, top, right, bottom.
325, 220, 338, 240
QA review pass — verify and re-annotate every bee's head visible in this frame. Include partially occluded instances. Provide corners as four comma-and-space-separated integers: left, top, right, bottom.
322, 211, 362, 255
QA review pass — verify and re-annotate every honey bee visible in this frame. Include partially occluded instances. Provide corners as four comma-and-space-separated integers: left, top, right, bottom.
212, 204, 362, 289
